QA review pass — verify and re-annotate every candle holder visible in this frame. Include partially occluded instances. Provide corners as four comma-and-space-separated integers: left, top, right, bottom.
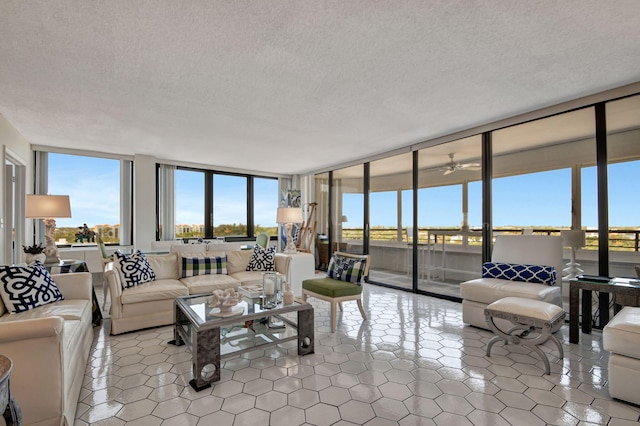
262, 272, 283, 309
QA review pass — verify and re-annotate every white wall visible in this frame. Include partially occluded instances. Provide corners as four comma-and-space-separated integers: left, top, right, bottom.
0, 113, 31, 264
133, 154, 157, 251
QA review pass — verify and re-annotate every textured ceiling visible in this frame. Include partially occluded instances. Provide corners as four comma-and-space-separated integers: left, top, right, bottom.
1, 1, 639, 175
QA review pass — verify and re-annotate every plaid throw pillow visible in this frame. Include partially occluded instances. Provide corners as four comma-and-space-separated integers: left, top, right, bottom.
182, 255, 228, 277
115, 250, 156, 289
246, 245, 276, 271
0, 263, 64, 313
482, 262, 556, 286
327, 255, 367, 285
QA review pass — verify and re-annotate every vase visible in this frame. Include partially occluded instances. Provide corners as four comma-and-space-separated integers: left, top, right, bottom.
25, 253, 46, 264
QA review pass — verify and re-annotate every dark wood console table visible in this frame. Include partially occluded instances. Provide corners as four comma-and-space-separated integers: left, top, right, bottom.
569, 277, 640, 344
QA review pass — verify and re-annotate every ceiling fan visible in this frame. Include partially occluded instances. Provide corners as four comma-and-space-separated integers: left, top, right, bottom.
440, 153, 481, 175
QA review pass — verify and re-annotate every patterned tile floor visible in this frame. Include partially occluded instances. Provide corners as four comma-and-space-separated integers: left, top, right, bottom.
75, 279, 640, 425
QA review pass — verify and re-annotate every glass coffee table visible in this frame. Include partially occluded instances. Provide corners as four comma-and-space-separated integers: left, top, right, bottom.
173, 294, 314, 391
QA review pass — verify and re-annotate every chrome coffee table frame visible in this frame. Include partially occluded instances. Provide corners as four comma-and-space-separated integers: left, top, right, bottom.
174, 294, 314, 391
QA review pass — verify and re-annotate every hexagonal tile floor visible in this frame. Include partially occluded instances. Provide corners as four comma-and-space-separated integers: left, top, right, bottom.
76, 282, 640, 425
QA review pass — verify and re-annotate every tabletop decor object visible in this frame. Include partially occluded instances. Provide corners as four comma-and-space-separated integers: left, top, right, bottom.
262, 271, 283, 309
22, 243, 46, 264
207, 288, 242, 316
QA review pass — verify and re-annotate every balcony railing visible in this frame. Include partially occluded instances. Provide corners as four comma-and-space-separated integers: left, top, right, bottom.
340, 227, 640, 252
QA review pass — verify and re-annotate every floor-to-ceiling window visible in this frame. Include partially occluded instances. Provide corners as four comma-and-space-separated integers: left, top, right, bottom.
606, 95, 640, 277
368, 152, 413, 290
332, 165, 364, 254
312, 90, 640, 303
492, 107, 597, 301
416, 137, 482, 298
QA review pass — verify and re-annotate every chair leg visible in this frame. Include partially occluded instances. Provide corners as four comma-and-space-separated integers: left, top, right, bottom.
356, 298, 367, 320
331, 300, 338, 333
302, 292, 308, 302
338, 302, 344, 312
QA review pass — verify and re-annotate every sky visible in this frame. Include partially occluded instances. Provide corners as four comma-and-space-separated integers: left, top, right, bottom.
48, 153, 639, 231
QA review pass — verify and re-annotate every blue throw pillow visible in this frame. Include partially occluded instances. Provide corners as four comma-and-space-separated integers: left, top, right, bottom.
482, 262, 556, 286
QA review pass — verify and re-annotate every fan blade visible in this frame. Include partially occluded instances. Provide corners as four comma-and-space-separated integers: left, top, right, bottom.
459, 162, 481, 169
443, 169, 455, 175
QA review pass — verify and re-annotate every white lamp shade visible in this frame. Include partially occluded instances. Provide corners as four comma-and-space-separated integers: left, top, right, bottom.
26, 195, 72, 218
276, 207, 303, 224
561, 229, 586, 248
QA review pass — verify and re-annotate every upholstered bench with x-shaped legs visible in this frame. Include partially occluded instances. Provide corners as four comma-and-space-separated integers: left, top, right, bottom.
485, 296, 565, 375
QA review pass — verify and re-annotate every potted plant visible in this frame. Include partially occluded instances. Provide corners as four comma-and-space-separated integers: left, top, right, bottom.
23, 243, 47, 264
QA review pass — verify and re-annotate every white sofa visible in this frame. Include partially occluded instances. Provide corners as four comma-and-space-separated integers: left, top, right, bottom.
105, 246, 313, 335
460, 235, 564, 329
0, 272, 94, 426
603, 306, 640, 405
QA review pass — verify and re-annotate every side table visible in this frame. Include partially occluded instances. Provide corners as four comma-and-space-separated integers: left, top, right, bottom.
569, 277, 640, 344
0, 355, 22, 425
45, 259, 103, 326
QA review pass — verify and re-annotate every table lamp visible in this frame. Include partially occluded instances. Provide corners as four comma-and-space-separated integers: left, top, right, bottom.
277, 207, 303, 254
26, 194, 72, 263
561, 229, 586, 280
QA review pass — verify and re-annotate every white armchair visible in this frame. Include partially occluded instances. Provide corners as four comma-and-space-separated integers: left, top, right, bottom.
460, 235, 564, 329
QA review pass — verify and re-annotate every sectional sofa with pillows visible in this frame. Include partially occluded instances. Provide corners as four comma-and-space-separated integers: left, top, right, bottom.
0, 263, 94, 425
105, 244, 299, 334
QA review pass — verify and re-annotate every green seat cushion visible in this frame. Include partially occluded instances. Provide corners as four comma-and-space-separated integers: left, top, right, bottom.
302, 277, 363, 298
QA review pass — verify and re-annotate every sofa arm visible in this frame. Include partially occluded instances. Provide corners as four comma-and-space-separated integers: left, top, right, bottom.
0, 316, 64, 343
51, 272, 93, 301
104, 263, 124, 319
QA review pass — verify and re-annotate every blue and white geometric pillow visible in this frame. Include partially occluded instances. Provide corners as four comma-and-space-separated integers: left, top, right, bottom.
0, 263, 64, 313
327, 255, 367, 285
115, 250, 156, 289
246, 245, 276, 271
482, 262, 557, 286
182, 255, 228, 278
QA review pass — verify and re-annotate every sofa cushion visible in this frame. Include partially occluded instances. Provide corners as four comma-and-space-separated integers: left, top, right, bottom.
482, 262, 556, 286
229, 271, 265, 285
146, 254, 179, 280
327, 254, 366, 284
246, 245, 276, 272
0, 299, 90, 323
120, 279, 188, 304
226, 250, 253, 274
180, 274, 241, 294
0, 263, 65, 314
460, 277, 562, 306
115, 250, 156, 289
182, 255, 228, 277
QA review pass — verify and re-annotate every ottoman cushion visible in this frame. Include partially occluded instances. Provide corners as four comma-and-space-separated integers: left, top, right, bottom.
486, 296, 564, 321
603, 306, 640, 359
